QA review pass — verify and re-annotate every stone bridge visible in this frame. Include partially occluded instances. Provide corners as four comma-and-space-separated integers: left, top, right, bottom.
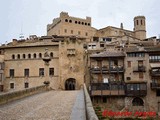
0, 85, 98, 120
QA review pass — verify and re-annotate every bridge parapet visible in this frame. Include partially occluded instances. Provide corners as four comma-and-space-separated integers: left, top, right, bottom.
83, 84, 99, 120
0, 85, 47, 105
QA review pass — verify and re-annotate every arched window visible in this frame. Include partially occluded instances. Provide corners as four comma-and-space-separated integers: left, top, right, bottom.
78, 21, 81, 24
69, 20, 72, 23
85, 23, 87, 25
88, 23, 90, 26
39, 53, 42, 58
50, 52, 53, 58
137, 20, 139, 25
141, 20, 143, 25
17, 54, 20, 59
12, 55, 15, 59
82, 22, 84, 25
132, 97, 144, 106
65, 19, 68, 22
23, 54, 26, 59
28, 54, 31, 59
33, 53, 36, 58
75, 21, 77, 24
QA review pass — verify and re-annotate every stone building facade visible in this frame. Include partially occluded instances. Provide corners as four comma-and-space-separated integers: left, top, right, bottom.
0, 36, 85, 92
1, 11, 160, 114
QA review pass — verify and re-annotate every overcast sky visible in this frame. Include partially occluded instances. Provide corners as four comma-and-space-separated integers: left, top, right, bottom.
0, 0, 160, 44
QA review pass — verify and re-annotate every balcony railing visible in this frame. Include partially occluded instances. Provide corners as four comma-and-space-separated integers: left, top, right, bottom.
90, 66, 124, 74
133, 65, 146, 72
150, 70, 160, 77
90, 82, 125, 96
125, 90, 147, 96
150, 82, 160, 89
125, 83, 147, 96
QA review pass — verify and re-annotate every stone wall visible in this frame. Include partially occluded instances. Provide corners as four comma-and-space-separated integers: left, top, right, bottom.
0, 85, 47, 105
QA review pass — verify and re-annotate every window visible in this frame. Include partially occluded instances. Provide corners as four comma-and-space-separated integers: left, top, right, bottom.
127, 77, 131, 80
100, 44, 104, 47
127, 61, 131, 67
33, 53, 36, 58
17, 54, 20, 59
149, 55, 160, 62
71, 30, 73, 34
39, 68, 44, 76
85, 23, 87, 25
64, 29, 67, 33
158, 102, 160, 112
82, 22, 84, 25
10, 83, 14, 89
69, 20, 72, 23
88, 23, 90, 26
23, 54, 25, 59
132, 97, 144, 106
136, 20, 139, 25
24, 69, 29, 77
156, 90, 160, 96
85, 32, 88, 36
10, 69, 14, 77
127, 53, 145, 57
141, 20, 143, 25
50, 52, 53, 58
78, 21, 81, 24
0, 73, 2, 81
65, 19, 68, 22
28, 54, 31, 59
39, 53, 42, 58
49, 68, 54, 76
25, 82, 29, 88
78, 31, 81, 35
103, 97, 107, 103
139, 72, 143, 79
75, 21, 77, 24
12, 55, 15, 59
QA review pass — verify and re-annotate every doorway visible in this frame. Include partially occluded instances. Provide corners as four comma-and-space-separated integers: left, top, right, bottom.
65, 78, 76, 90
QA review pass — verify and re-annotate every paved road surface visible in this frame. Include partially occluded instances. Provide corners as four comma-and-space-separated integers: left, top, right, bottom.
0, 90, 79, 120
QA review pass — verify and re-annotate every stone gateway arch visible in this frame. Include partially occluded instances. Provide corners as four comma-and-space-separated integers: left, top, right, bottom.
65, 78, 76, 90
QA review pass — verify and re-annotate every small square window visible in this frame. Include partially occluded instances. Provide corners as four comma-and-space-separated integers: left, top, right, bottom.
25, 82, 29, 88
10, 83, 14, 89
64, 29, 67, 33
39, 68, 44, 76
49, 68, 54, 76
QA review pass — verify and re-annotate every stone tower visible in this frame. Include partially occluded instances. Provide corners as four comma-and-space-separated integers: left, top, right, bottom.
59, 37, 85, 90
134, 16, 146, 40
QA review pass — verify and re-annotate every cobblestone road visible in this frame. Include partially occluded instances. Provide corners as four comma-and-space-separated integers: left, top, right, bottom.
0, 90, 79, 120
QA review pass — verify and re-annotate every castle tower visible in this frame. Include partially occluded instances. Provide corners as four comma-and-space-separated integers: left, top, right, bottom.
134, 16, 146, 40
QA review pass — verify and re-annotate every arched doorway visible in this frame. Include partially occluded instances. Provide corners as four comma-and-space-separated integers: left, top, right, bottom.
132, 97, 144, 106
65, 78, 76, 90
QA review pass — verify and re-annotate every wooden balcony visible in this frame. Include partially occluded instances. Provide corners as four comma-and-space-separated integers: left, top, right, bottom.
133, 65, 146, 72
150, 82, 160, 89
109, 66, 124, 73
90, 66, 124, 74
150, 69, 160, 77
125, 83, 147, 96
90, 82, 125, 96
125, 90, 147, 96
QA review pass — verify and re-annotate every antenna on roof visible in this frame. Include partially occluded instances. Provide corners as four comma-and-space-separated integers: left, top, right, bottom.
19, 22, 24, 39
